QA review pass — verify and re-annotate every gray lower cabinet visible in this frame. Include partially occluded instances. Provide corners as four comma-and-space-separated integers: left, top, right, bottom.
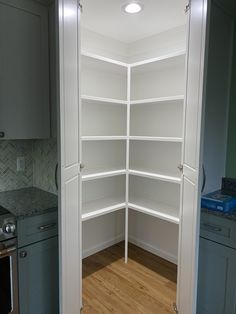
197, 217, 236, 314
18, 236, 59, 314
0, 0, 50, 139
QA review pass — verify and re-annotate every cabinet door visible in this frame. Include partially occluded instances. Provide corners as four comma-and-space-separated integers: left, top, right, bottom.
177, 0, 209, 313
18, 237, 59, 314
0, 0, 50, 139
197, 238, 236, 314
58, 0, 82, 312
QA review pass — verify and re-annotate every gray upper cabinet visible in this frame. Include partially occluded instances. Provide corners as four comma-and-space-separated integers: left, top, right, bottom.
0, 0, 50, 139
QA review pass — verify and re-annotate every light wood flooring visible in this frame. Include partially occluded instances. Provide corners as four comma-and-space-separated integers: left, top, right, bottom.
82, 242, 177, 314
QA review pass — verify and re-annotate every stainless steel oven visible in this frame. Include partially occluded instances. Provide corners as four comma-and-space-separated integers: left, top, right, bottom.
0, 208, 18, 314
0, 238, 18, 314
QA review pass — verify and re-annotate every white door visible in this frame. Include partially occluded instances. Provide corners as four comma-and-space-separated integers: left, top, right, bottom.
58, 0, 82, 313
177, 0, 209, 313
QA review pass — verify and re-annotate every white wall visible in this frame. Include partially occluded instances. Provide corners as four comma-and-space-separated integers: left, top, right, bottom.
81, 28, 128, 62
127, 25, 187, 63
81, 25, 187, 63
82, 210, 125, 258
129, 210, 179, 264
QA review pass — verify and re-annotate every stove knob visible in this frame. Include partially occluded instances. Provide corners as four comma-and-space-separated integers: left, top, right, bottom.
3, 223, 16, 234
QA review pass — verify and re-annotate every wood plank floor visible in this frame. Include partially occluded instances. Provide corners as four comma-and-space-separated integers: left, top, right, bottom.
82, 242, 177, 314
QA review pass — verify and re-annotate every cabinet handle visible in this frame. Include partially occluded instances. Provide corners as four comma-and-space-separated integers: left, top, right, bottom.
0, 131, 5, 138
202, 223, 222, 232
19, 250, 27, 258
38, 223, 56, 231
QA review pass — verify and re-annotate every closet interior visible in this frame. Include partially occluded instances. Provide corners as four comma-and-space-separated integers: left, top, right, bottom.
80, 0, 187, 276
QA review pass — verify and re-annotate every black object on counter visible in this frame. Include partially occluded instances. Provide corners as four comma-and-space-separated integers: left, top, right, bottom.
222, 177, 236, 197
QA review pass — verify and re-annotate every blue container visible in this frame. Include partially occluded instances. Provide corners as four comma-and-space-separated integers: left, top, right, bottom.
201, 190, 236, 213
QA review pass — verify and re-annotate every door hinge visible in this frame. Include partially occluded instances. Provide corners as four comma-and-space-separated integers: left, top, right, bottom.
185, 2, 191, 13
78, 1, 83, 12
173, 303, 179, 314
80, 163, 85, 172
178, 164, 183, 172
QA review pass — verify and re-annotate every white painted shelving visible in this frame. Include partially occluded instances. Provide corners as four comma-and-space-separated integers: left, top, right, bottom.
128, 201, 179, 225
129, 136, 183, 142
81, 48, 185, 261
82, 198, 126, 221
82, 136, 127, 141
128, 169, 181, 184
82, 169, 127, 181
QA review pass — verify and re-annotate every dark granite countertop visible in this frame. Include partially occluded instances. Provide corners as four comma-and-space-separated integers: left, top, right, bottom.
201, 208, 236, 221
0, 187, 58, 220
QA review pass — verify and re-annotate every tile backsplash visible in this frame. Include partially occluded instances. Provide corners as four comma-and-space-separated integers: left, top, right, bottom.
0, 141, 33, 192
33, 139, 58, 195
0, 139, 58, 194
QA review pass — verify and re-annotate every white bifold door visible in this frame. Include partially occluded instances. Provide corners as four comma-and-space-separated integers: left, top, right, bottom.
58, 0, 82, 313
177, 0, 209, 313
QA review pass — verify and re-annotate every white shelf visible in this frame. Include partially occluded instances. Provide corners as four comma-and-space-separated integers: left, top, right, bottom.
82, 50, 185, 69
128, 200, 179, 225
82, 169, 126, 181
130, 50, 186, 68
81, 51, 128, 68
82, 136, 127, 141
82, 197, 126, 221
82, 95, 127, 105
130, 95, 184, 105
129, 169, 181, 184
129, 136, 183, 143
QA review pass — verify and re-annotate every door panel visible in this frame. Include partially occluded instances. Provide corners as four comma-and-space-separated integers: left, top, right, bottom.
197, 238, 236, 314
178, 0, 209, 313
58, 0, 82, 313
18, 237, 59, 314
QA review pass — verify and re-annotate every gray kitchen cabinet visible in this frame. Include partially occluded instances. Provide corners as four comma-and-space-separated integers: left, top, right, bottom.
0, 0, 50, 139
18, 236, 59, 314
197, 225, 236, 313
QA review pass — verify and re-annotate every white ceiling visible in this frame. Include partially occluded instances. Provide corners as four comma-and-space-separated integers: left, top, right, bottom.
81, 0, 187, 43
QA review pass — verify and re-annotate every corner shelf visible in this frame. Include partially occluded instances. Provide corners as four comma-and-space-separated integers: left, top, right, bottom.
81, 51, 128, 68
82, 198, 126, 221
128, 201, 180, 225
130, 95, 184, 105
129, 169, 181, 184
82, 95, 127, 105
82, 169, 126, 181
82, 136, 127, 141
129, 136, 183, 143
130, 50, 186, 68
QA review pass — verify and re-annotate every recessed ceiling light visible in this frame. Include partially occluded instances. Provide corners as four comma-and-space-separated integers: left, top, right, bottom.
123, 2, 143, 14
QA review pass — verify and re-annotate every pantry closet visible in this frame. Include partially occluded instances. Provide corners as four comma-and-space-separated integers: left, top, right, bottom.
58, 0, 210, 312
80, 0, 187, 280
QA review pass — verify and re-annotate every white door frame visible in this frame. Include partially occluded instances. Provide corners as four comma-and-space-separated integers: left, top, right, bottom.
56, 0, 212, 313
58, 0, 82, 313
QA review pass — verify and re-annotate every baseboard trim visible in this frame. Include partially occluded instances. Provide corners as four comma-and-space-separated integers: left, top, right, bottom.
82, 234, 125, 259
82, 235, 178, 264
129, 236, 178, 265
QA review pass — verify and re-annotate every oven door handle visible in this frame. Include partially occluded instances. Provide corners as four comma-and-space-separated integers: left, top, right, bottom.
0, 246, 17, 257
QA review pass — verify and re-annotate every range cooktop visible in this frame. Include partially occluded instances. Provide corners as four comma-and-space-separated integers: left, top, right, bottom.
0, 206, 9, 216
